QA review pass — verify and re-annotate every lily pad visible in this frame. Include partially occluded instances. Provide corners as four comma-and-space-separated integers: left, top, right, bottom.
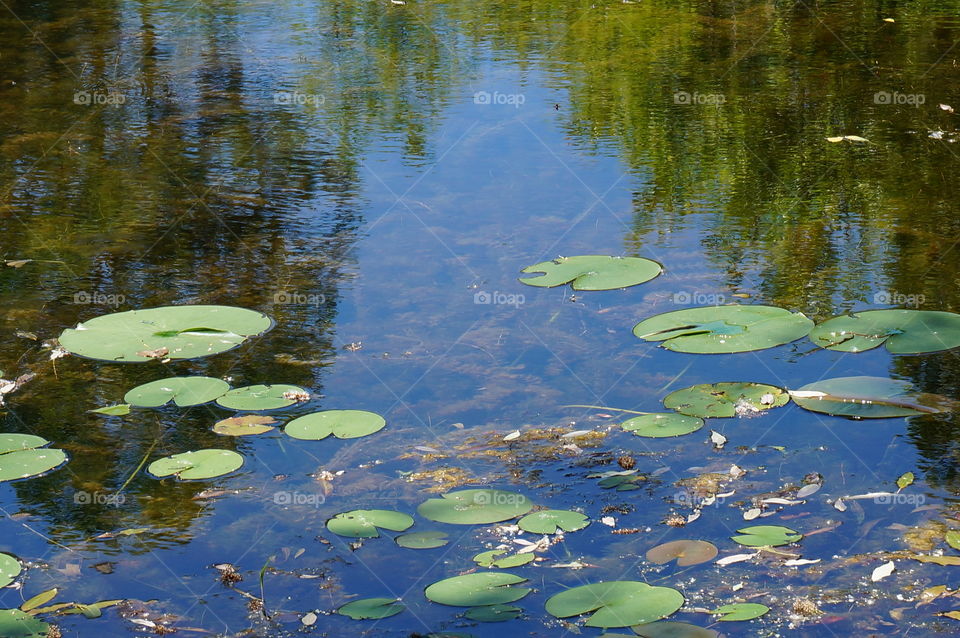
215, 384, 307, 411
417, 489, 532, 525
0, 553, 21, 588
124, 376, 230, 407
89, 404, 131, 416
592, 470, 644, 491
731, 525, 802, 547
0, 609, 49, 638
517, 510, 589, 534
633, 621, 720, 637
663, 382, 789, 418
336, 597, 404, 620
147, 449, 244, 480
464, 604, 522, 622
645, 540, 718, 566
633, 305, 813, 353
212, 415, 278, 436
712, 603, 769, 621
326, 510, 414, 538
425, 573, 530, 607
809, 309, 960, 354
544, 581, 684, 628
395, 531, 449, 549
621, 414, 704, 438
519, 255, 662, 291
284, 410, 386, 440
472, 550, 535, 569
790, 376, 949, 418
0, 435, 68, 483
58, 305, 272, 361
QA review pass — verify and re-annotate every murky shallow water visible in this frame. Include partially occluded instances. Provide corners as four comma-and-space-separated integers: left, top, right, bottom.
2, 0, 960, 635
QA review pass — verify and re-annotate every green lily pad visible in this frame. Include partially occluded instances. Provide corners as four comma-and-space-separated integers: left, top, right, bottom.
0, 553, 21, 588
124, 376, 230, 407
544, 581, 684, 628
472, 550, 534, 569
663, 382, 789, 418
633, 621, 720, 637
645, 540, 718, 566
633, 305, 813, 353
58, 305, 272, 361
395, 531, 449, 549
790, 376, 949, 418
519, 255, 662, 291
336, 597, 404, 620
464, 604, 522, 622
621, 414, 704, 438
212, 415, 278, 436
89, 404, 131, 416
147, 449, 244, 480
591, 470, 644, 491
809, 309, 960, 354
517, 510, 589, 534
425, 573, 530, 607
326, 510, 414, 538
417, 489, 533, 525
284, 410, 385, 440
0, 609, 49, 638
731, 525, 802, 547
945, 530, 960, 551
712, 603, 769, 621
0, 435, 68, 483
215, 384, 307, 411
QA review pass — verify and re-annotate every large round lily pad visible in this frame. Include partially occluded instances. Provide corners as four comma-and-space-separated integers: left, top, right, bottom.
809, 310, 960, 354
790, 376, 950, 418
0, 553, 21, 588
417, 489, 533, 525
633, 621, 719, 637
284, 410, 385, 440
544, 581, 684, 628
645, 540, 718, 566
395, 531, 449, 549
0, 609, 49, 638
473, 550, 534, 569
517, 510, 589, 534
147, 449, 244, 480
713, 603, 769, 621
58, 305, 272, 362
633, 305, 813, 353
215, 384, 307, 410
425, 573, 530, 607
0, 435, 68, 483
519, 255, 663, 290
621, 414, 704, 438
731, 525, 802, 547
326, 510, 414, 538
664, 382, 789, 418
124, 376, 230, 407
336, 597, 404, 620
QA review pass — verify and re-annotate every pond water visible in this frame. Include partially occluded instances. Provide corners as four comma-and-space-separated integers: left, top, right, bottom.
2, 0, 960, 635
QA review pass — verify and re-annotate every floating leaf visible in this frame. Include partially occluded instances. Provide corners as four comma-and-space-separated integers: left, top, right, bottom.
326, 510, 414, 538
790, 376, 947, 418
89, 404, 131, 416
215, 384, 307, 411
809, 310, 960, 354
645, 540, 718, 566
20, 588, 57, 612
912, 555, 960, 566
945, 531, 960, 551
897, 472, 915, 490
0, 609, 49, 637
425, 573, 530, 607
591, 470, 644, 491
212, 415, 277, 436
472, 550, 534, 569
712, 603, 769, 621
0, 434, 68, 483
545, 581, 684, 628
621, 413, 704, 438
632, 305, 813, 354
517, 510, 589, 534
124, 376, 229, 408
58, 305, 272, 361
731, 525, 802, 547
519, 255, 662, 291
0, 553, 21, 588
464, 604, 521, 622
663, 383, 789, 418
284, 410, 386, 440
395, 531, 449, 549
872, 561, 895, 582
633, 621, 720, 637
417, 489, 532, 524
826, 135, 870, 143
147, 449, 244, 480
336, 597, 404, 620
